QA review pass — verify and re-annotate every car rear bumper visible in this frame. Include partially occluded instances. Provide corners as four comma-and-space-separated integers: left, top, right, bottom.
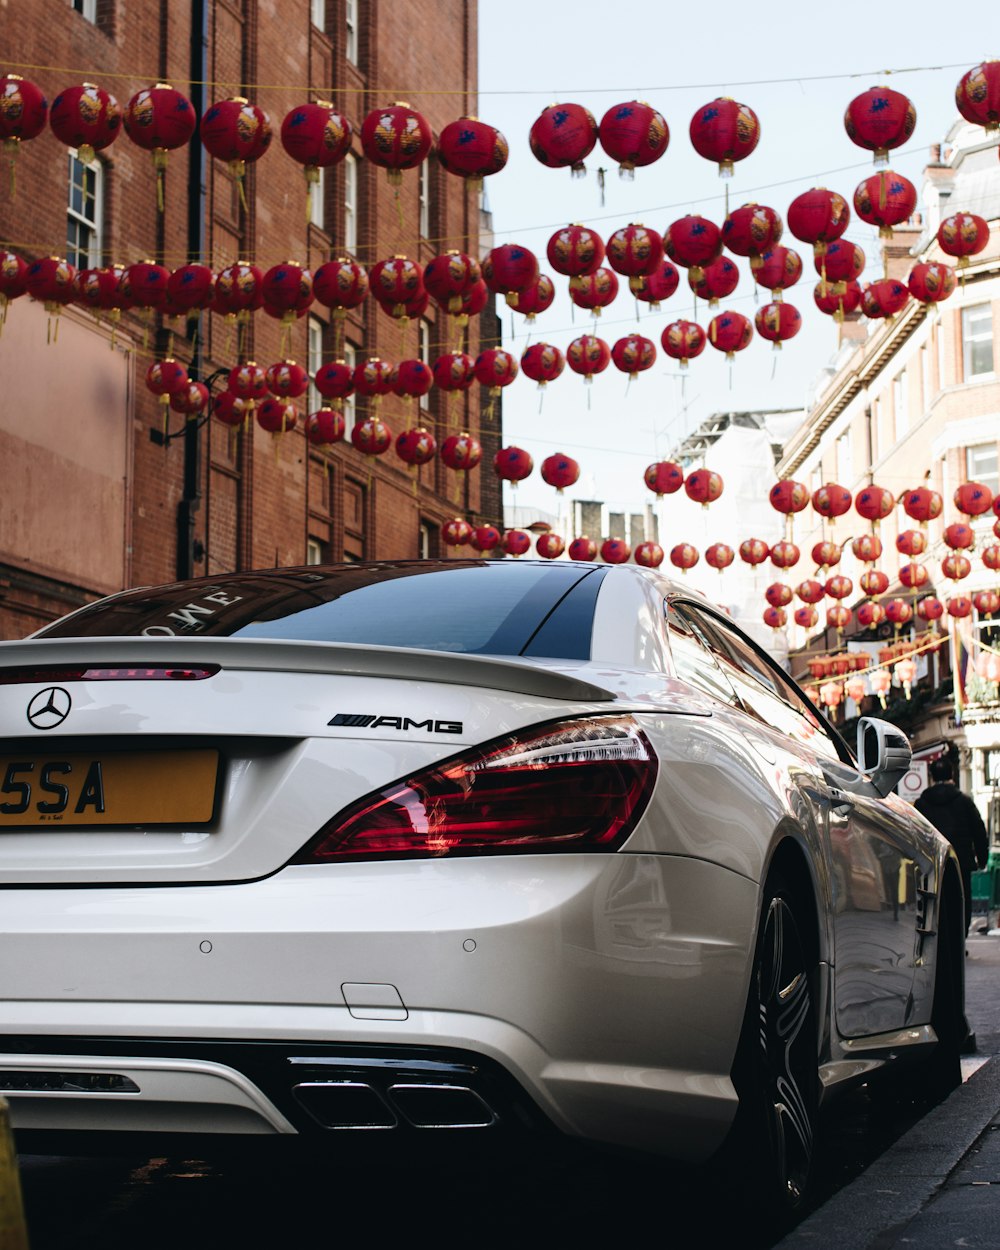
0, 854, 758, 1161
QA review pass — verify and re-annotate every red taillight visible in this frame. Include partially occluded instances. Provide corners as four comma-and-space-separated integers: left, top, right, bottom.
0, 665, 220, 684
293, 715, 658, 863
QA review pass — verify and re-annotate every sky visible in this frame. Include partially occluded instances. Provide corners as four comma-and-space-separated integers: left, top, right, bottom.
476, 1, 992, 529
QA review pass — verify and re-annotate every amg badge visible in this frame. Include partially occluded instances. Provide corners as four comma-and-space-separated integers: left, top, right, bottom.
328, 713, 463, 734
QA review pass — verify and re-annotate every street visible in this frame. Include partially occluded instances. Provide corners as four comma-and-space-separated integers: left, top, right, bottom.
14, 929, 1000, 1249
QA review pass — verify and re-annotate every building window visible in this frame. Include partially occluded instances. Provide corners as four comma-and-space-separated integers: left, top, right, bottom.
345, 0, 358, 63
836, 428, 852, 484
893, 369, 908, 438
307, 316, 324, 413
71, 0, 97, 20
307, 537, 330, 565
962, 304, 994, 379
343, 342, 357, 432
343, 153, 357, 254
66, 151, 102, 270
418, 321, 430, 409
967, 443, 1000, 497
310, 0, 325, 30
419, 522, 432, 560
418, 159, 430, 239
937, 317, 947, 389
308, 165, 325, 231
920, 345, 930, 411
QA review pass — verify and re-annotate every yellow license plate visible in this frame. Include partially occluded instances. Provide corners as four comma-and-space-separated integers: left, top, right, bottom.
0, 749, 219, 827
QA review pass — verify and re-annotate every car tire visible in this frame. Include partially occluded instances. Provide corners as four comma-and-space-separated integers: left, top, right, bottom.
725, 872, 819, 1219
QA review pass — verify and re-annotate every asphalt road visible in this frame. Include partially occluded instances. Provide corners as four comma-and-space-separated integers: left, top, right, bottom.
15, 928, 1000, 1249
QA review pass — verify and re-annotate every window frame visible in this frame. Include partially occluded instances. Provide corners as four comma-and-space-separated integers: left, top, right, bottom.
343, 153, 358, 254
962, 303, 994, 380
66, 149, 103, 271
71, 0, 97, 21
966, 442, 1000, 498
307, 316, 325, 414
345, 0, 358, 64
342, 342, 358, 433
310, 0, 326, 30
308, 164, 326, 231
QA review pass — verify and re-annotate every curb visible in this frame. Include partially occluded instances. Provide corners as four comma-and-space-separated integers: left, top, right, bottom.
775, 1056, 1000, 1248
0, 1097, 28, 1250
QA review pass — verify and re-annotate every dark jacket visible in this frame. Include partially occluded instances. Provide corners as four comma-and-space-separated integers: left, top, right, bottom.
915, 782, 989, 873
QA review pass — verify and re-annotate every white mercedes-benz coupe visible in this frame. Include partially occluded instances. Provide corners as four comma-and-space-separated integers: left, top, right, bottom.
0, 558, 964, 1212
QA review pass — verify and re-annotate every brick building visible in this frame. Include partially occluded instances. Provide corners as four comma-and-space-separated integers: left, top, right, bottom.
0, 0, 499, 638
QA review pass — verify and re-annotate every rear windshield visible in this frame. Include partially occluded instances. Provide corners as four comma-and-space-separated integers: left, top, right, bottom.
38, 561, 607, 660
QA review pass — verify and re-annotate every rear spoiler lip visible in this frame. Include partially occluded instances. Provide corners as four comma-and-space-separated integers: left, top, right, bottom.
0, 636, 618, 704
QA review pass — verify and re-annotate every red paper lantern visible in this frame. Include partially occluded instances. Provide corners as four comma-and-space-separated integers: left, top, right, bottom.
471, 525, 501, 553
955, 480, 994, 517
228, 361, 268, 401
74, 266, 117, 313
689, 98, 760, 176
660, 319, 706, 367
432, 352, 476, 393
705, 543, 734, 572
392, 359, 433, 401
884, 598, 913, 627
936, 212, 990, 268
664, 216, 722, 282
855, 485, 895, 524
0, 73, 47, 148
351, 415, 392, 456
360, 102, 432, 185
787, 188, 850, 257
502, 529, 532, 557
0, 250, 27, 321
165, 263, 214, 316
903, 487, 943, 524
256, 397, 298, 435
353, 357, 395, 400
634, 541, 665, 568
169, 381, 210, 417
817, 240, 865, 289
794, 606, 819, 630
753, 247, 803, 299
606, 223, 663, 292
955, 62, 1000, 130
974, 590, 1000, 616
645, 461, 684, 497
454, 279, 487, 321
861, 569, 890, 596
897, 529, 927, 557
370, 255, 425, 316
828, 605, 853, 631
201, 97, 271, 204
50, 82, 121, 165
440, 432, 482, 472
569, 536, 599, 562
313, 258, 368, 315
632, 261, 680, 309
812, 483, 852, 518
796, 579, 825, 605
546, 224, 605, 277
146, 359, 189, 405
124, 259, 169, 309
740, 538, 770, 566
899, 563, 929, 590
722, 203, 783, 266
474, 348, 519, 395
669, 543, 698, 572
266, 360, 309, 399
566, 334, 611, 381
441, 518, 473, 549
853, 170, 916, 239
852, 533, 884, 563
494, 445, 534, 484
766, 583, 793, 608
598, 100, 669, 176
685, 469, 723, 507
568, 266, 619, 315
281, 100, 351, 185
601, 538, 631, 564
395, 426, 436, 468
770, 479, 810, 515
948, 596, 973, 619
213, 390, 251, 427
826, 575, 853, 600
305, 408, 345, 446
611, 334, 656, 377
814, 280, 862, 320
755, 301, 801, 349
707, 311, 753, 358
942, 553, 972, 581
813, 541, 842, 568
862, 278, 910, 321
261, 261, 313, 323
535, 532, 565, 560
763, 607, 787, 630
844, 87, 916, 165
944, 522, 975, 550
528, 103, 598, 176
123, 83, 196, 207
857, 601, 886, 629
25, 255, 76, 325
214, 261, 262, 318
521, 343, 565, 387
983, 544, 1000, 571
423, 252, 479, 314
541, 453, 580, 493
908, 262, 956, 305
689, 256, 739, 306
437, 116, 508, 187
313, 360, 355, 401
770, 540, 800, 569
508, 274, 555, 321
482, 244, 540, 307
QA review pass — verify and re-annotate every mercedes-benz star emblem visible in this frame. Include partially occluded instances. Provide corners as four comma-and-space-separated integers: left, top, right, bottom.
26, 687, 72, 730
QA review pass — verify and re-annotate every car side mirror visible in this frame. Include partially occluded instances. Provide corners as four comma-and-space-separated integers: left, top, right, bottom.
857, 716, 913, 797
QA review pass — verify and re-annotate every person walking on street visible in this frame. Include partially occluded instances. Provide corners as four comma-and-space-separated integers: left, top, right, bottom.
915, 757, 989, 936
